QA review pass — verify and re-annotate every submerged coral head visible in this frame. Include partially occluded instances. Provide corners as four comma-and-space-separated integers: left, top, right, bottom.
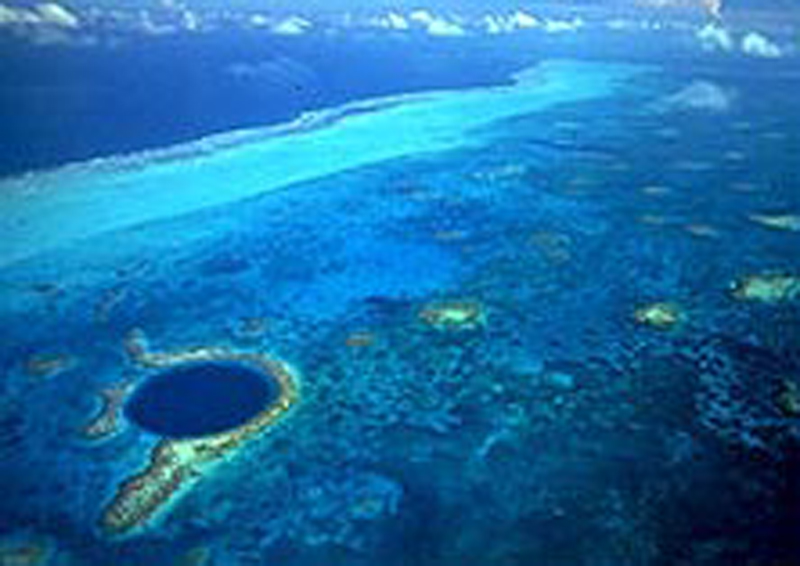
419, 299, 486, 331
124, 361, 279, 439
634, 302, 683, 330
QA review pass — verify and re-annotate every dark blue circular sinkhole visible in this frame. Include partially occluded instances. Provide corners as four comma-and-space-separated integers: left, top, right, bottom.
124, 361, 278, 439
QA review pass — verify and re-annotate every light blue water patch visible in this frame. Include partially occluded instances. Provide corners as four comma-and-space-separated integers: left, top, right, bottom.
0, 59, 654, 268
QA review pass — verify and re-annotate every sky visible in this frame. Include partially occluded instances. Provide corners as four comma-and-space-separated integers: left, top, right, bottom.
31, 0, 784, 8
3, 0, 793, 23
3, 0, 797, 18
0, 0, 710, 10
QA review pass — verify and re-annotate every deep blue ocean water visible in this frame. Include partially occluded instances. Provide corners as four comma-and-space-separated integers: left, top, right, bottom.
1, 26, 800, 566
124, 362, 278, 438
0, 32, 534, 178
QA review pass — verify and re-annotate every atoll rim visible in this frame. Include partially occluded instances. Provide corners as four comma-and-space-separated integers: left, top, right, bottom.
100, 333, 300, 537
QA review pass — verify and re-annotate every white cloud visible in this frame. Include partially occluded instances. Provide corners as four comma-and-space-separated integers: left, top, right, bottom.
407, 10, 465, 37
542, 18, 583, 34
369, 11, 410, 31
482, 11, 540, 34
180, 9, 199, 32
35, 3, 80, 28
482, 15, 505, 35
606, 19, 634, 31
658, 81, 735, 113
409, 9, 435, 26
741, 32, 782, 58
0, 2, 81, 29
696, 23, 734, 51
249, 13, 269, 27
272, 16, 312, 36
634, 0, 720, 17
137, 11, 177, 35
385, 12, 409, 30
426, 18, 465, 37
0, 4, 40, 25
696, 23, 785, 59
511, 10, 539, 29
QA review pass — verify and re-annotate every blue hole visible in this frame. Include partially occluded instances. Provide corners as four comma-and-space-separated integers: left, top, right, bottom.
124, 361, 278, 439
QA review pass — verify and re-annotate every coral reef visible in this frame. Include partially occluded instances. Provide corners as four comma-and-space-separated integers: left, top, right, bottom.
730, 181, 761, 193
641, 185, 672, 197
749, 213, 800, 232
433, 229, 468, 243
471, 163, 528, 183
730, 274, 800, 303
82, 379, 136, 440
694, 337, 799, 457
100, 331, 300, 536
256, 471, 403, 552
23, 352, 75, 379
345, 330, 377, 348
0, 400, 26, 459
637, 214, 669, 226
0, 532, 54, 566
93, 286, 128, 325
228, 316, 269, 344
528, 231, 572, 264
178, 546, 213, 566
776, 380, 800, 418
684, 224, 720, 239
419, 300, 486, 331
723, 150, 746, 162
634, 302, 683, 330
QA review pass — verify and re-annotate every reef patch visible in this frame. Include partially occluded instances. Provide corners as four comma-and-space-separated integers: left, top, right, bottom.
100, 331, 300, 536
731, 274, 800, 303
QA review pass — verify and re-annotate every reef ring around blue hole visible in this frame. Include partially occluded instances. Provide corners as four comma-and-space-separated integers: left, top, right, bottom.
124, 361, 279, 439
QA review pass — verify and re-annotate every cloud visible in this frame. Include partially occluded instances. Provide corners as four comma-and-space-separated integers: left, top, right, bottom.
408, 9, 435, 26
36, 3, 80, 28
483, 15, 510, 35
511, 11, 539, 29
0, 2, 93, 45
0, 2, 80, 28
483, 11, 540, 35
633, 0, 721, 18
426, 18, 465, 37
657, 81, 735, 113
248, 14, 269, 27
741, 32, 782, 58
542, 18, 583, 34
368, 11, 410, 31
407, 10, 465, 36
696, 23, 734, 51
384, 12, 410, 30
271, 16, 312, 36
696, 23, 785, 59
0, 5, 24, 25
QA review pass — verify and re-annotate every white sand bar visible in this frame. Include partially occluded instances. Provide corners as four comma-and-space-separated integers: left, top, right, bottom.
0, 60, 650, 267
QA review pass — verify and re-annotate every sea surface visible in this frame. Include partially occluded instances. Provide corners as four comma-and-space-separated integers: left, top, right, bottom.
1, 30, 799, 566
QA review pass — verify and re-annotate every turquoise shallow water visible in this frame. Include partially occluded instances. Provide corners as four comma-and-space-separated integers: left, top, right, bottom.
0, 59, 640, 267
1, 57, 800, 565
